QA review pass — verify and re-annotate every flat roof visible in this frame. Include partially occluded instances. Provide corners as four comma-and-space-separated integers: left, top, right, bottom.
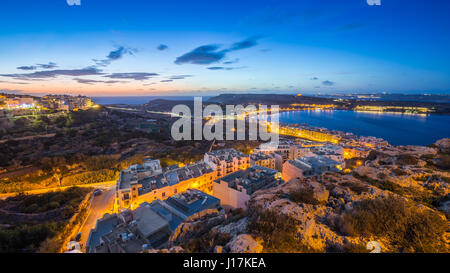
133, 206, 169, 238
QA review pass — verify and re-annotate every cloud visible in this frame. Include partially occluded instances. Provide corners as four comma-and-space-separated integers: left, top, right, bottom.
174, 44, 226, 65
157, 44, 168, 51
311, 77, 319, 80
17, 66, 37, 71
16, 62, 57, 71
160, 80, 173, 82
169, 75, 192, 80
228, 36, 262, 51
322, 80, 335, 86
207, 66, 245, 71
73, 78, 123, 85
175, 37, 262, 65
37, 62, 58, 69
103, 72, 159, 81
93, 46, 137, 67
223, 58, 239, 65
1, 67, 104, 79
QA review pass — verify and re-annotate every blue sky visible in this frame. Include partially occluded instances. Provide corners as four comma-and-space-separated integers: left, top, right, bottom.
0, 0, 449, 96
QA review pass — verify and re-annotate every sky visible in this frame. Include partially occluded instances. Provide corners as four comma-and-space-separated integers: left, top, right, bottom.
0, 0, 449, 96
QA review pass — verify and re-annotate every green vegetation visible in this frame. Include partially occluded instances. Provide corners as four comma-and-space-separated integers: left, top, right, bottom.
340, 182, 369, 194
183, 230, 231, 253
289, 187, 319, 205
61, 170, 117, 186
337, 196, 448, 253
353, 172, 402, 194
0, 187, 91, 253
247, 208, 314, 253
0, 222, 61, 253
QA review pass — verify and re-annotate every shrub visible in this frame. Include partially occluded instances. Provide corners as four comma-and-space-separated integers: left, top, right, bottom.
290, 187, 319, 205
247, 208, 312, 253
391, 168, 408, 176
337, 196, 447, 252
183, 230, 231, 253
396, 155, 419, 166
341, 182, 369, 194
0, 223, 60, 253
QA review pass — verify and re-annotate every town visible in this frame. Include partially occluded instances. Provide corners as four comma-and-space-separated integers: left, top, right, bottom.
1, 92, 448, 254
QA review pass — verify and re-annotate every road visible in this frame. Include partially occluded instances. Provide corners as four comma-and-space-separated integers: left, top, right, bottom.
78, 186, 116, 252
0, 181, 116, 200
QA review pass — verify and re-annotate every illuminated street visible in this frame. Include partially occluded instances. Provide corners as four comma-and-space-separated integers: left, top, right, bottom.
78, 186, 116, 251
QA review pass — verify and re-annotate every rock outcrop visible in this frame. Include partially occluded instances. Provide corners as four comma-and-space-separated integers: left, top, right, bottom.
226, 234, 263, 253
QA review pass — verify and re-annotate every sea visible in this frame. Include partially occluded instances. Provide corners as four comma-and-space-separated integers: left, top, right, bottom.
274, 110, 450, 146
92, 96, 450, 146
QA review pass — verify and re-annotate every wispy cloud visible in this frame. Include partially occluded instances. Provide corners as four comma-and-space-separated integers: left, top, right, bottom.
223, 58, 239, 65
103, 72, 159, 80
157, 44, 168, 51
169, 75, 192, 80
228, 36, 262, 51
1, 67, 104, 79
207, 66, 245, 71
174, 44, 226, 65
16, 66, 37, 71
37, 62, 58, 69
93, 46, 137, 67
322, 80, 335, 86
73, 78, 123, 85
175, 37, 262, 65
16, 62, 58, 71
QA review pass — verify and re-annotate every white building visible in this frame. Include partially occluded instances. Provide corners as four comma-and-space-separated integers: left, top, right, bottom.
282, 155, 342, 181
204, 148, 250, 177
213, 166, 281, 211
311, 145, 345, 167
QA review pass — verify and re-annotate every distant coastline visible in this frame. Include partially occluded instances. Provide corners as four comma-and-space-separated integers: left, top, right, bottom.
92, 96, 212, 105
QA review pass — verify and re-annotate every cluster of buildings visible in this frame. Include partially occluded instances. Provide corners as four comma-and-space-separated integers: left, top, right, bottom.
91, 142, 359, 252
0, 93, 94, 111
354, 105, 431, 114
87, 189, 221, 253
115, 159, 216, 209
89, 122, 390, 253
40, 95, 94, 111
0, 94, 37, 109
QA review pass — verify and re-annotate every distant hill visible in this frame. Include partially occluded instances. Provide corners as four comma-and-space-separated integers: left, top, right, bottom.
207, 93, 334, 105
145, 99, 196, 112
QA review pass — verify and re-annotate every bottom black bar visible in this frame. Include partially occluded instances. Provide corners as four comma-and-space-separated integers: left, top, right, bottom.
4, 253, 446, 272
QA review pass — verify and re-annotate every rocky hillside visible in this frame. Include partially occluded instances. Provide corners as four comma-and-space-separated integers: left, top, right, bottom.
164, 139, 450, 253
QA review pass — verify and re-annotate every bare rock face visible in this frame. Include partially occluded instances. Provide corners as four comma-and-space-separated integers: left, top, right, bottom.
212, 217, 248, 237
170, 214, 226, 245
434, 138, 450, 153
309, 181, 329, 203
226, 234, 263, 253
144, 246, 184, 253
169, 246, 184, 253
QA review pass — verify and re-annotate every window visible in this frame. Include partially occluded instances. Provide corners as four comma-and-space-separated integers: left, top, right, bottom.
162, 192, 165, 197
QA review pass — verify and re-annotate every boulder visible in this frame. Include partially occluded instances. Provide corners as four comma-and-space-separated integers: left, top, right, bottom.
227, 234, 263, 253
